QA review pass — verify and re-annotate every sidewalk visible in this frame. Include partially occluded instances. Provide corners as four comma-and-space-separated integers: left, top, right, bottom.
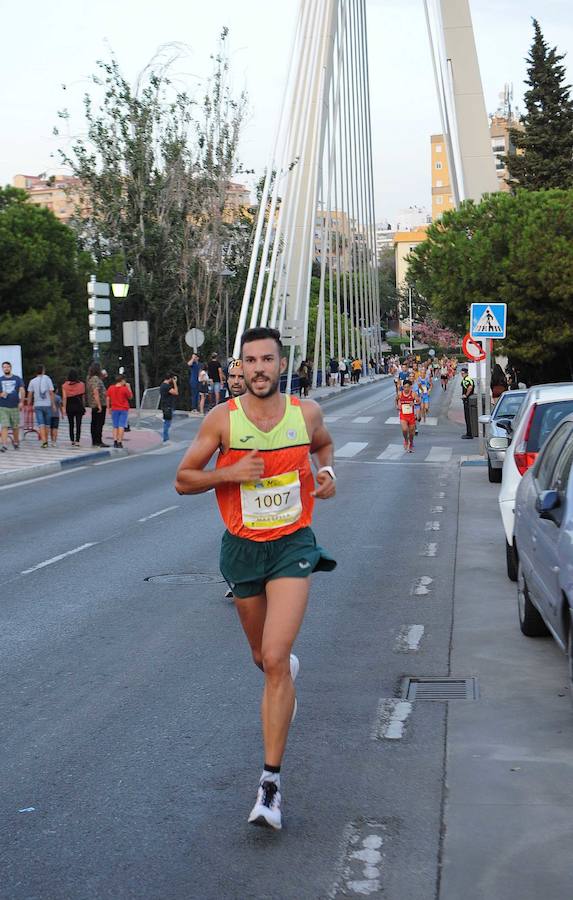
0, 412, 161, 486
441, 466, 573, 899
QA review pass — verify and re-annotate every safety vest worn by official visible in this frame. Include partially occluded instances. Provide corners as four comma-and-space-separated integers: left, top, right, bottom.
215, 394, 315, 542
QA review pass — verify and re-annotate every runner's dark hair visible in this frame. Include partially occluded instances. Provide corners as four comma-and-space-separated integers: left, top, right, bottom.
240, 327, 283, 353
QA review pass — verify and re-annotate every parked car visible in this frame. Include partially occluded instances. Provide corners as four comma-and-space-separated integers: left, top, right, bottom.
514, 413, 573, 696
497, 383, 573, 581
479, 389, 527, 483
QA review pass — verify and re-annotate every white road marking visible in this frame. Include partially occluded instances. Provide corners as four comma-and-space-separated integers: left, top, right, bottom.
376, 443, 404, 460
435, 491, 446, 499
372, 699, 413, 740
352, 416, 373, 424
395, 625, 425, 651
413, 576, 433, 596
335, 442, 368, 458
324, 415, 342, 423
138, 505, 179, 523
384, 416, 400, 425
425, 447, 452, 463
93, 455, 136, 466
431, 505, 444, 514
0, 466, 90, 490
425, 520, 441, 531
330, 824, 386, 899
21, 542, 97, 575
422, 542, 438, 557
424, 416, 438, 426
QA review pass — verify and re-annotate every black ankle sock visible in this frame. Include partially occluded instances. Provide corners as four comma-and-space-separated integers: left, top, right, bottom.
263, 763, 281, 774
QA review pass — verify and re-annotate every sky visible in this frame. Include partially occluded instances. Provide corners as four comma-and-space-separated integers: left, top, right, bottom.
1, 0, 572, 223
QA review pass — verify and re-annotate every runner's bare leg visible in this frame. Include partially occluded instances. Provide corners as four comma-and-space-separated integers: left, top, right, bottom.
235, 592, 267, 670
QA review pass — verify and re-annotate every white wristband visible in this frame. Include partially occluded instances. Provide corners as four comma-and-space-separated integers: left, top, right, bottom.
317, 465, 336, 481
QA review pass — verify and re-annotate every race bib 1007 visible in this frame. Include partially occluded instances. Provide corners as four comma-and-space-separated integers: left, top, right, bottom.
240, 470, 302, 530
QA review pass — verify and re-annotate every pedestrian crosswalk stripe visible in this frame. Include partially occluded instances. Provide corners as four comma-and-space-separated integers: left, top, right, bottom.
385, 416, 437, 426
335, 441, 369, 458
352, 416, 373, 424
377, 444, 404, 460
425, 447, 452, 462
324, 415, 342, 423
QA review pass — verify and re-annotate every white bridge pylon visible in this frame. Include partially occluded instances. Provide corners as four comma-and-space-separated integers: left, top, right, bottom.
233, 0, 381, 390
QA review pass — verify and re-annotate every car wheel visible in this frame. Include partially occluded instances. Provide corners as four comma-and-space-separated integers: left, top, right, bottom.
517, 562, 549, 637
506, 539, 518, 582
488, 457, 502, 483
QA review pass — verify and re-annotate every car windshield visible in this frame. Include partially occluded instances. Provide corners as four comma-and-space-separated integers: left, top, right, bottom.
528, 400, 573, 452
494, 392, 525, 420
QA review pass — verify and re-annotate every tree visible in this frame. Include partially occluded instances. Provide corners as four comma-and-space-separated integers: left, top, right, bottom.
378, 247, 399, 327
407, 190, 573, 379
505, 19, 573, 190
57, 34, 247, 384
0, 187, 91, 381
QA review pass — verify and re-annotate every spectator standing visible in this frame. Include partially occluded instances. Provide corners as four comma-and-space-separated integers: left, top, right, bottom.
27, 365, 55, 448
460, 366, 476, 440
491, 363, 508, 403
207, 353, 225, 405
0, 360, 25, 451
298, 360, 311, 397
328, 357, 338, 387
198, 366, 210, 415
159, 374, 178, 442
187, 353, 200, 414
86, 362, 109, 447
62, 369, 86, 446
338, 357, 347, 386
50, 387, 63, 446
351, 357, 362, 383
106, 374, 133, 449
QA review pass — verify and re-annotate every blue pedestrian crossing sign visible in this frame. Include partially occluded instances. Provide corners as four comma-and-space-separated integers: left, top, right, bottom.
470, 303, 507, 340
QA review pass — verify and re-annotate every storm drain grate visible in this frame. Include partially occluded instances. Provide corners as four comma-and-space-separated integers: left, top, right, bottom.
144, 573, 225, 585
402, 676, 479, 701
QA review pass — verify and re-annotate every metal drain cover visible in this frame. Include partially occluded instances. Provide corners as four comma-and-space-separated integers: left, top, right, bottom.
144, 573, 225, 585
402, 676, 479, 701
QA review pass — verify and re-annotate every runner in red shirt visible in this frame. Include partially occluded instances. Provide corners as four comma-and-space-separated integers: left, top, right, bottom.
397, 380, 416, 453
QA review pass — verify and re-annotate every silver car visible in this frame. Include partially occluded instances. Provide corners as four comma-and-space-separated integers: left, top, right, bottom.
479, 389, 527, 483
514, 413, 573, 698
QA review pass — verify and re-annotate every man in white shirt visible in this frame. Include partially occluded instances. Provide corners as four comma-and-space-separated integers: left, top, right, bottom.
27, 365, 55, 448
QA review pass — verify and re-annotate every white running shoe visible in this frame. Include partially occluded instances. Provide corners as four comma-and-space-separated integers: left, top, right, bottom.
290, 653, 299, 723
248, 780, 282, 830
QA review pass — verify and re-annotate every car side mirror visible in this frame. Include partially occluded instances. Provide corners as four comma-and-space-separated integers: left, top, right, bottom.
478, 414, 491, 424
489, 436, 510, 450
496, 418, 513, 434
535, 490, 561, 520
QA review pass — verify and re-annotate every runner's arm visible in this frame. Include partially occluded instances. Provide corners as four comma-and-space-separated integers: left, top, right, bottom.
175, 407, 264, 495
303, 401, 336, 500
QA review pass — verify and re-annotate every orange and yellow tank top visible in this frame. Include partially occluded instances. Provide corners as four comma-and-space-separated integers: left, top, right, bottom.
215, 394, 314, 541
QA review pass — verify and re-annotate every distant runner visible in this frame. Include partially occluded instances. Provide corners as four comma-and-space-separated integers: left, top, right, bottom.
175, 327, 337, 831
397, 379, 416, 452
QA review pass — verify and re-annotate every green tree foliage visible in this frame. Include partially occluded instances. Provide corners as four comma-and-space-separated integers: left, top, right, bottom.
378, 247, 399, 326
407, 191, 573, 378
0, 187, 91, 381
56, 34, 248, 384
505, 19, 573, 190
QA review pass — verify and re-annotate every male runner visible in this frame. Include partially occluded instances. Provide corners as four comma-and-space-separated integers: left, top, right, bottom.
226, 357, 246, 399
175, 327, 336, 830
397, 379, 416, 452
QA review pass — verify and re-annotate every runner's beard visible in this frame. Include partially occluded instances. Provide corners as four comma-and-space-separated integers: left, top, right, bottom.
245, 370, 280, 398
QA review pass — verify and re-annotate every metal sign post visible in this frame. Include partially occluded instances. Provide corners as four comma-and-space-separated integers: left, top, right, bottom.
123, 321, 149, 423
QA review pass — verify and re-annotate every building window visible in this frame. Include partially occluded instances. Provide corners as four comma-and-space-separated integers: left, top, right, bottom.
435, 144, 442, 153
436, 179, 443, 187
435, 161, 442, 170
436, 196, 443, 205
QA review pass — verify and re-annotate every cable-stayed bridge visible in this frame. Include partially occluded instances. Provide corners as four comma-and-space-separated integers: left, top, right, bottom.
233, 0, 498, 389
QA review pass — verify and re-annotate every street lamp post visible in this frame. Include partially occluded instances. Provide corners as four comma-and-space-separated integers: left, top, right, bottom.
220, 268, 235, 359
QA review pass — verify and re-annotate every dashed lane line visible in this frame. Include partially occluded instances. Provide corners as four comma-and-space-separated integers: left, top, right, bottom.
395, 625, 425, 651
372, 699, 413, 740
21, 542, 97, 575
138, 505, 180, 523
413, 576, 433, 596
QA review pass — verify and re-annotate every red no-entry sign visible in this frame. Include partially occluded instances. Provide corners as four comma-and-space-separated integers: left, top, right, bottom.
462, 333, 486, 362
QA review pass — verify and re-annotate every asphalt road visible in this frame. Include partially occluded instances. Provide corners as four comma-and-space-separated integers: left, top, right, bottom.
0, 378, 463, 900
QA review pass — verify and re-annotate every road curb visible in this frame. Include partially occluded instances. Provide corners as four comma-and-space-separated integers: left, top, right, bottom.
0, 447, 127, 486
